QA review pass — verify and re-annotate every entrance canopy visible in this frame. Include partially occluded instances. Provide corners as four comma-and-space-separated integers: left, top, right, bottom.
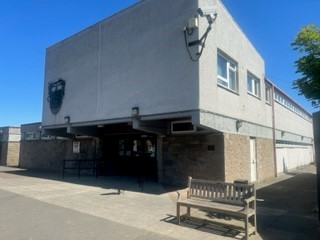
43, 110, 213, 138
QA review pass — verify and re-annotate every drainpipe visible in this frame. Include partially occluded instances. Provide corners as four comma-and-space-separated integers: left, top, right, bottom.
271, 84, 278, 177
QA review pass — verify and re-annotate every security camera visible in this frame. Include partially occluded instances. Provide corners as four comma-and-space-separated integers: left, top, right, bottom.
197, 8, 217, 24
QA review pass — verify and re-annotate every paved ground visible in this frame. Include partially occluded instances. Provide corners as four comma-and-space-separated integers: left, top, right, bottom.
0, 165, 319, 240
255, 165, 320, 240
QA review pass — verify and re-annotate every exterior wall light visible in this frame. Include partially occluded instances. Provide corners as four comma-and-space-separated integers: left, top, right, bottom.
236, 120, 243, 131
131, 107, 139, 117
64, 116, 70, 124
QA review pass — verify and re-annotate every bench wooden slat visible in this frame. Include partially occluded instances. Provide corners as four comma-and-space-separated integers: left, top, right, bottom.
177, 199, 255, 218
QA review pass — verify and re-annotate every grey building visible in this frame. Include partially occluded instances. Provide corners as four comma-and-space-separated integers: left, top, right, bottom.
30, 0, 314, 185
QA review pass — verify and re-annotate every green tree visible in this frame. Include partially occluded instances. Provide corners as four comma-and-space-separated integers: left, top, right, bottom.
291, 24, 320, 108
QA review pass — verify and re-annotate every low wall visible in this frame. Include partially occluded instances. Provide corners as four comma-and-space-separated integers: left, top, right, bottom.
19, 140, 66, 171
19, 138, 100, 171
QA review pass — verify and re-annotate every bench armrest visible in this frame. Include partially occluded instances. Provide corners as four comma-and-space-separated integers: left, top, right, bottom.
177, 191, 181, 201
244, 196, 255, 204
244, 196, 256, 210
177, 189, 189, 201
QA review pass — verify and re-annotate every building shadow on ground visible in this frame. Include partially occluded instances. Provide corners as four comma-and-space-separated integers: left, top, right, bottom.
256, 172, 320, 240
2, 166, 320, 239
0, 167, 181, 195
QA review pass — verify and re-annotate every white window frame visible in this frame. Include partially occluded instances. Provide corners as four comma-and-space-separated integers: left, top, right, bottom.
24, 132, 37, 140
265, 83, 272, 104
274, 90, 312, 121
41, 133, 52, 140
247, 72, 261, 98
217, 53, 238, 92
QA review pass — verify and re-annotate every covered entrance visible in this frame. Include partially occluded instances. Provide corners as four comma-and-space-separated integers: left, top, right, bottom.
99, 133, 157, 181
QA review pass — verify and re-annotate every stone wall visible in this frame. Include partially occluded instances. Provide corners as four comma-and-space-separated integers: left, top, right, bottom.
161, 133, 225, 186
224, 134, 251, 182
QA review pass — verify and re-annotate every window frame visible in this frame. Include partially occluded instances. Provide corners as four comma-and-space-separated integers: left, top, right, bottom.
247, 72, 261, 98
217, 52, 238, 92
24, 132, 37, 140
265, 83, 272, 104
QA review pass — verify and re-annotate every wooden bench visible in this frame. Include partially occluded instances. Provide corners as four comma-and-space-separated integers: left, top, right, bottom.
177, 176, 256, 239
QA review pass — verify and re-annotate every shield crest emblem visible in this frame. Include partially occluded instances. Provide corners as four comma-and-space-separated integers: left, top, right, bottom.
47, 79, 66, 114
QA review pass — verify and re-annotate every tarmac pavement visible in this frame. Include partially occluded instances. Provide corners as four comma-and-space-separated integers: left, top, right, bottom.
0, 165, 319, 240
255, 165, 320, 240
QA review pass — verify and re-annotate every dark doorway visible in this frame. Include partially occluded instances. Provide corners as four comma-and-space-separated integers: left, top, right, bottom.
99, 134, 157, 181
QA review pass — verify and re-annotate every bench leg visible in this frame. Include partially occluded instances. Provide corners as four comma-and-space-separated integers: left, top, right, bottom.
187, 207, 191, 216
177, 204, 180, 225
245, 216, 249, 240
253, 213, 257, 235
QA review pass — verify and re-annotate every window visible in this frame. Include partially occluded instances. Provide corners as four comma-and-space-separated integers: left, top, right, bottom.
24, 132, 37, 140
265, 83, 272, 104
274, 89, 312, 121
217, 53, 238, 92
41, 133, 52, 140
247, 72, 260, 97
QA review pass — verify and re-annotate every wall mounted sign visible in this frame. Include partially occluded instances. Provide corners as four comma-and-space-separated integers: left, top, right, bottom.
73, 141, 80, 154
47, 79, 66, 114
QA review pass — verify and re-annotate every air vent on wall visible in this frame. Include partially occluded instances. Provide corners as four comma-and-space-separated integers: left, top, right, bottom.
171, 120, 196, 134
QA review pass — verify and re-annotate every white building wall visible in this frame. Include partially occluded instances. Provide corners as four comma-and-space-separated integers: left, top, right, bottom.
43, 0, 312, 143
274, 101, 314, 173
38, 0, 315, 181
197, 0, 312, 146
43, 0, 199, 127
274, 102, 313, 140
276, 145, 314, 173
198, 0, 270, 128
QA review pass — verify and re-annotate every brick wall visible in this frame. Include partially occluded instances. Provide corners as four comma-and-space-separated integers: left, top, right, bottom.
224, 133, 275, 183
224, 133, 251, 183
161, 133, 225, 186
6, 142, 20, 166
64, 139, 99, 160
256, 138, 274, 181
0, 141, 7, 165
0, 142, 20, 166
19, 138, 99, 171
19, 140, 66, 171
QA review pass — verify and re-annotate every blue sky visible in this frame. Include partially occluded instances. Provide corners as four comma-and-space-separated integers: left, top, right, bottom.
0, 0, 319, 127
222, 0, 320, 112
